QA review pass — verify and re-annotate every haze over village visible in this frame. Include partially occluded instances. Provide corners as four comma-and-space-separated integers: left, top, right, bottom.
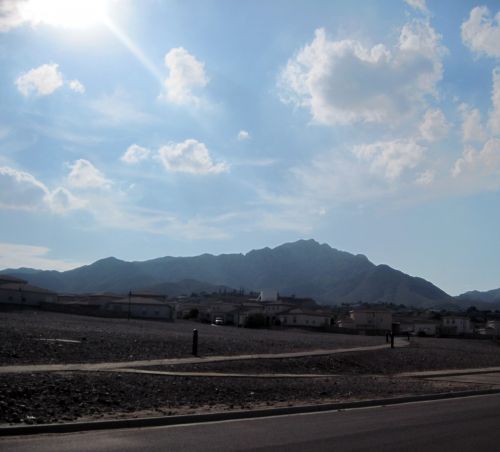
1, 0, 500, 450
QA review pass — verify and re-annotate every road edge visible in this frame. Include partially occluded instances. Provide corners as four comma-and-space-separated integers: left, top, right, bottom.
2, 388, 500, 437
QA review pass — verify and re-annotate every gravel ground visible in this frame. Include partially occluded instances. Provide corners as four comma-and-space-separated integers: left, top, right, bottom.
2, 309, 500, 426
0, 371, 478, 425
0, 309, 383, 365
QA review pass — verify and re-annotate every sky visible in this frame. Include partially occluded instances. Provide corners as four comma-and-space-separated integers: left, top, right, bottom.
0, 0, 499, 296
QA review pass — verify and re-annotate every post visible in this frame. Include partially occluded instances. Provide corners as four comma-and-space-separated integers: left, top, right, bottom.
192, 329, 198, 356
128, 290, 132, 321
385, 332, 390, 343
390, 333, 394, 349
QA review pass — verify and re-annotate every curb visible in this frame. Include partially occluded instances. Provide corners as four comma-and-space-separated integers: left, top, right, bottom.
2, 388, 500, 437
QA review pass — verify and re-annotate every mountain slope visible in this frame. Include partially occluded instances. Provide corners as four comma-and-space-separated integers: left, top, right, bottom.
1, 239, 456, 307
456, 288, 500, 305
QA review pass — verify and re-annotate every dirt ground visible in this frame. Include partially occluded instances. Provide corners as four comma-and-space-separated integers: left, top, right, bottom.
1, 309, 499, 426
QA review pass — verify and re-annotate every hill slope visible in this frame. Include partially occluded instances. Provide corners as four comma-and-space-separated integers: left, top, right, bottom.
1, 239, 456, 308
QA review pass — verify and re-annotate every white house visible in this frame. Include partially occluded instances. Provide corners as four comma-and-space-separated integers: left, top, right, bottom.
486, 319, 500, 336
257, 289, 278, 302
103, 297, 175, 321
350, 309, 392, 331
441, 315, 473, 335
279, 308, 331, 328
413, 320, 439, 336
0, 275, 57, 306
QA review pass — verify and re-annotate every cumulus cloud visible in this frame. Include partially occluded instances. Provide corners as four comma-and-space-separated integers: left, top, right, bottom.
15, 64, 85, 97
157, 139, 228, 174
0, 0, 26, 32
162, 47, 208, 106
352, 139, 425, 181
15, 63, 63, 96
459, 104, 487, 143
489, 67, 500, 135
237, 130, 250, 141
452, 138, 500, 179
419, 108, 450, 141
462, 6, 500, 58
415, 169, 434, 185
278, 21, 445, 125
404, 0, 429, 15
0, 166, 83, 213
67, 159, 112, 189
68, 79, 85, 94
121, 144, 151, 164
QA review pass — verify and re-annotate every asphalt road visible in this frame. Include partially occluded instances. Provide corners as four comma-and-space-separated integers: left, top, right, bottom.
2, 394, 500, 452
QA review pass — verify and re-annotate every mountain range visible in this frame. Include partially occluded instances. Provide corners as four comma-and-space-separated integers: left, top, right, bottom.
1, 239, 497, 309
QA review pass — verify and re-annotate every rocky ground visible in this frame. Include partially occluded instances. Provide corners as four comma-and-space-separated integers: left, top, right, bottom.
1, 309, 500, 426
0, 371, 478, 425
0, 309, 382, 365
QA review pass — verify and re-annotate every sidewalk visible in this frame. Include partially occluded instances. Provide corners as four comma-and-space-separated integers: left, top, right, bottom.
0, 340, 407, 374
398, 366, 500, 388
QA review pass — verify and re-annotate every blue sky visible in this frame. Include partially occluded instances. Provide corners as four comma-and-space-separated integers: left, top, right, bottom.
1, 0, 499, 295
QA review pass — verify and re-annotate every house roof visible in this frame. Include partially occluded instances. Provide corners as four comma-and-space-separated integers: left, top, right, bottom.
109, 297, 173, 307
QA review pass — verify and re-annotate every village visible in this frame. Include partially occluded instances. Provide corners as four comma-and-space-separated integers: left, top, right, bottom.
2, 273, 499, 338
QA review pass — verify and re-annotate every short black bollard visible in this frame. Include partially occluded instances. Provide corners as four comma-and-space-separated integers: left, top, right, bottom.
385, 332, 390, 343
390, 333, 395, 349
407, 332, 411, 342
192, 329, 198, 356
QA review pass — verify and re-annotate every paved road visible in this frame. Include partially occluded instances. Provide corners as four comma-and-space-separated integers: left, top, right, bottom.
2, 394, 500, 452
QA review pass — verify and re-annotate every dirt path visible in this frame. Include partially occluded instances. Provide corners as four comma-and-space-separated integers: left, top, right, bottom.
0, 340, 408, 374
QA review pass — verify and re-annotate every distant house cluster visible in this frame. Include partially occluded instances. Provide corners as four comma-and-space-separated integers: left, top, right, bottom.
0, 275, 57, 306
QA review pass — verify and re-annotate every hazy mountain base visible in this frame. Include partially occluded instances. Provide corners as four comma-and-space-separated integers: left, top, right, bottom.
0, 239, 491, 309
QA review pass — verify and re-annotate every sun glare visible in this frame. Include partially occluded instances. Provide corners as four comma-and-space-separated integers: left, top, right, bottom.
20, 0, 109, 29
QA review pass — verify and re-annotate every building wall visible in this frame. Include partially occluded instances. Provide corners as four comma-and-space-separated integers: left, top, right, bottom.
351, 311, 392, 331
280, 313, 330, 327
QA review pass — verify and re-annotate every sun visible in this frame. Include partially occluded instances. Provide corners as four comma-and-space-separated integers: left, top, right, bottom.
19, 0, 109, 29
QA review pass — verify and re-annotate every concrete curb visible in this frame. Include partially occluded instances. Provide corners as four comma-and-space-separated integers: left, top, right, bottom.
2, 388, 500, 437
398, 367, 500, 378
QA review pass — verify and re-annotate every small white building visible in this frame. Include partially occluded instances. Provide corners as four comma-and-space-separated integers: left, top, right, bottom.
0, 275, 57, 306
413, 320, 439, 336
104, 297, 175, 321
441, 315, 473, 335
279, 308, 331, 328
257, 289, 278, 302
350, 309, 392, 331
486, 319, 500, 336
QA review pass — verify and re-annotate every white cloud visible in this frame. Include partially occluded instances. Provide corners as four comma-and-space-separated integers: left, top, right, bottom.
237, 130, 250, 141
121, 144, 151, 164
489, 67, 500, 135
419, 108, 450, 141
68, 79, 85, 94
0, 0, 26, 32
90, 90, 153, 125
404, 0, 429, 15
461, 6, 500, 58
162, 47, 208, 106
415, 169, 434, 185
15, 63, 63, 97
46, 187, 87, 213
452, 138, 500, 181
459, 104, 487, 143
0, 243, 82, 271
67, 159, 112, 189
278, 21, 445, 125
352, 139, 425, 181
0, 166, 83, 213
157, 139, 228, 175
